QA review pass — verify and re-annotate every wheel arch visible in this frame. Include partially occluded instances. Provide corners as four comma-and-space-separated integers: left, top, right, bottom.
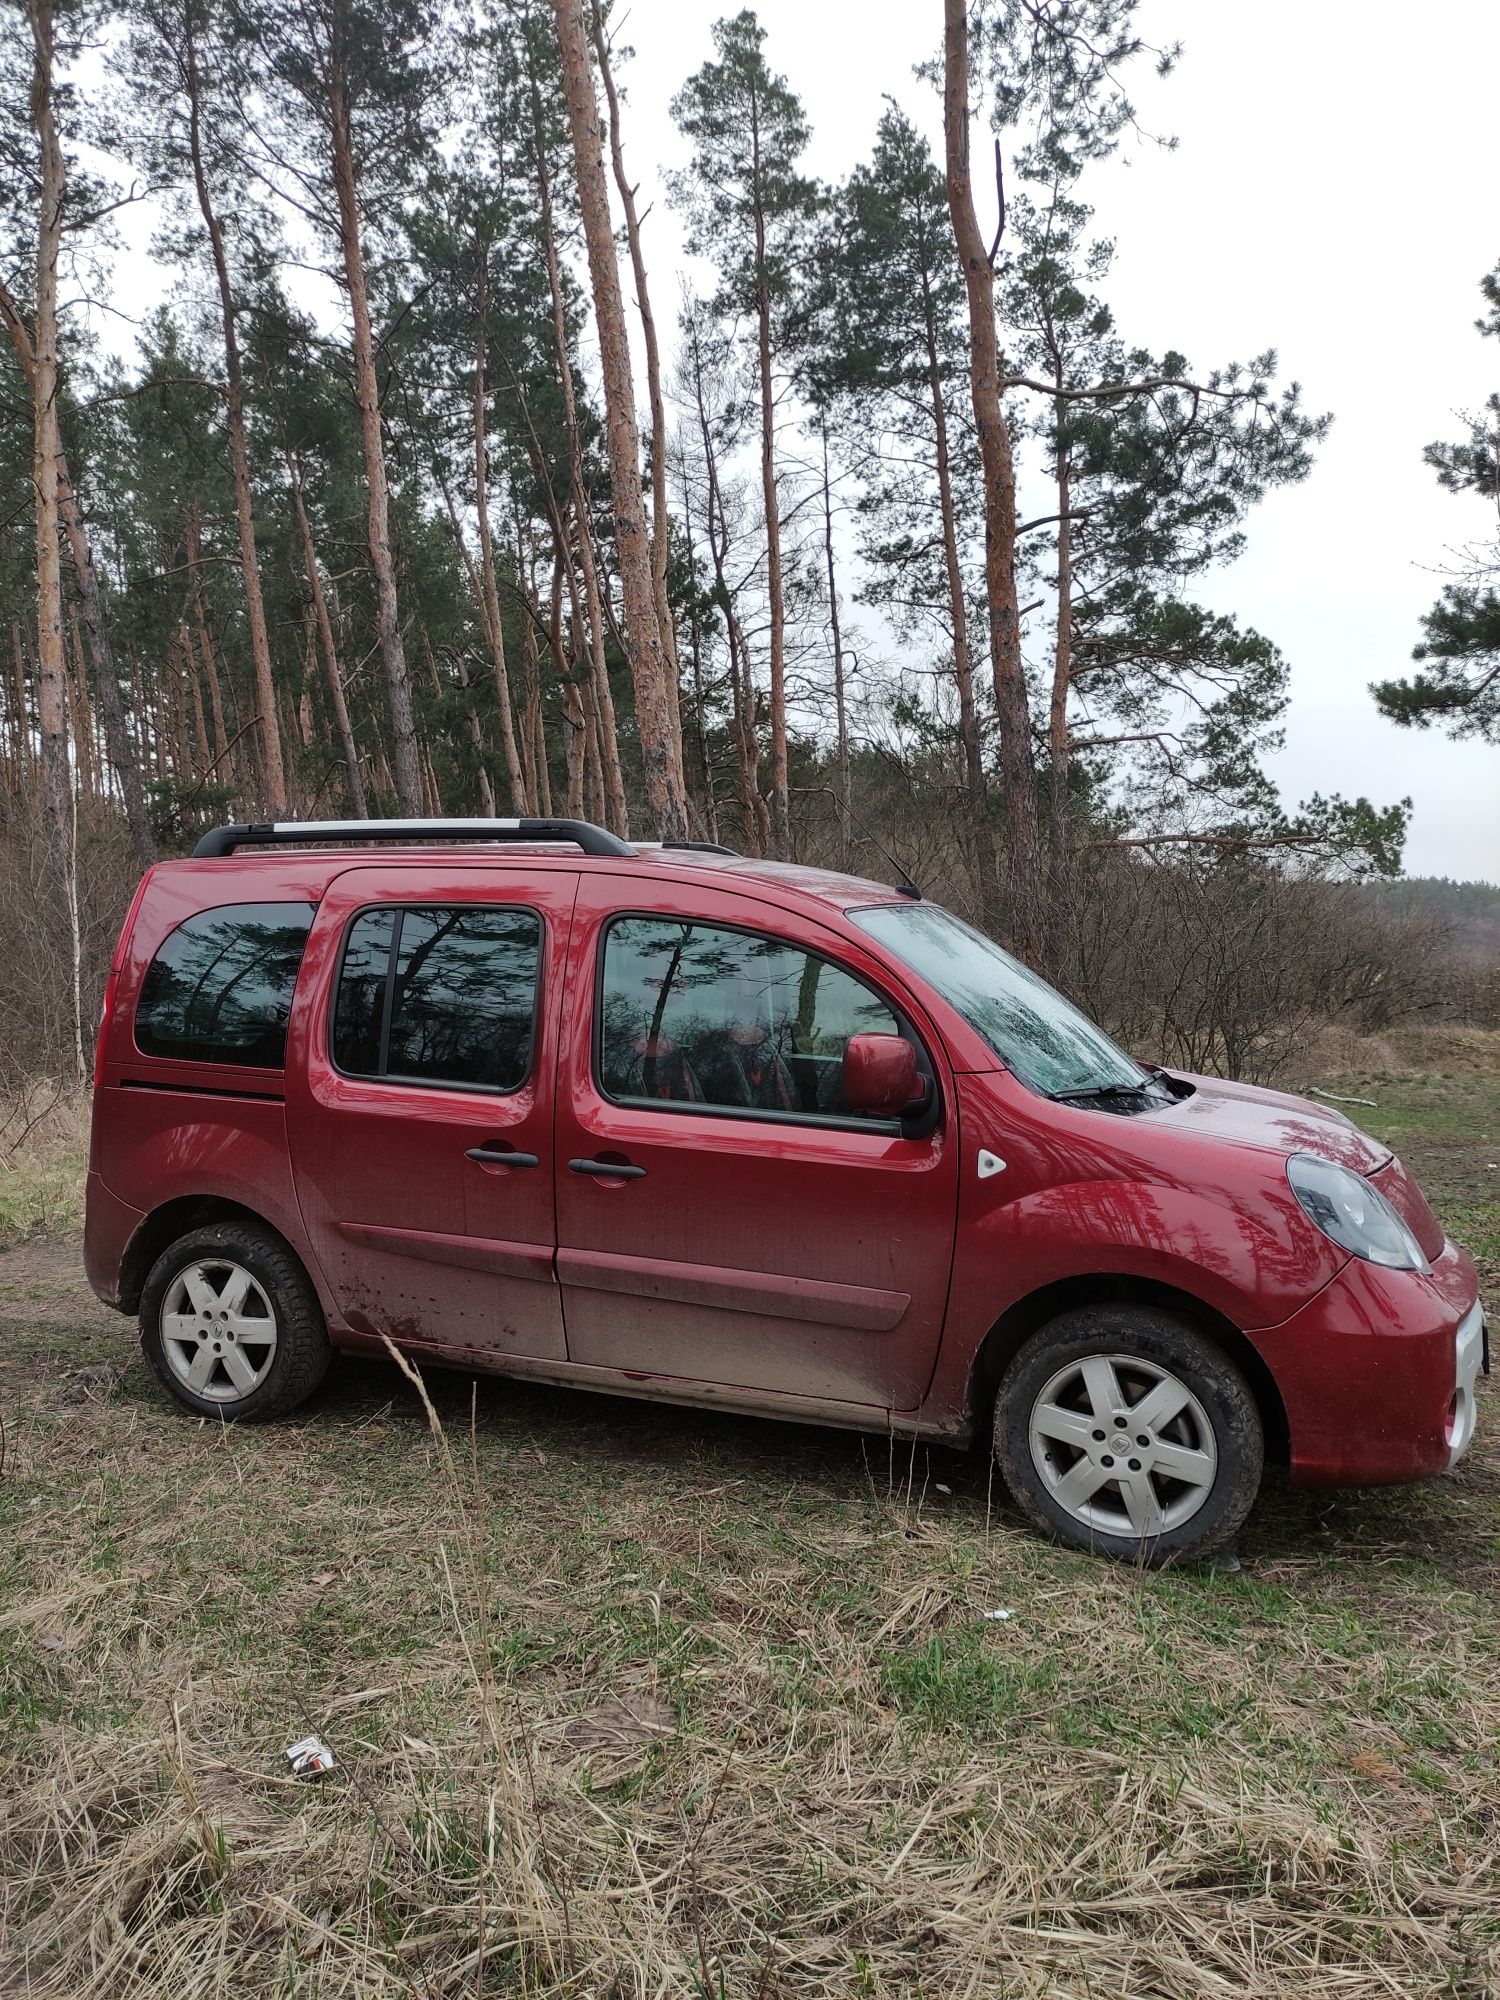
119, 1196, 301, 1313
966, 1273, 1290, 1465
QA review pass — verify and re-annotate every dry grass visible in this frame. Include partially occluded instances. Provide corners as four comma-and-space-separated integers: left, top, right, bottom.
0, 1087, 90, 1251
0, 1058, 1496, 1997
1297, 1020, 1500, 1083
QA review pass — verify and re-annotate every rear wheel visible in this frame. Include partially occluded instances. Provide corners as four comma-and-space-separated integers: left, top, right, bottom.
141, 1222, 330, 1422
993, 1305, 1263, 1564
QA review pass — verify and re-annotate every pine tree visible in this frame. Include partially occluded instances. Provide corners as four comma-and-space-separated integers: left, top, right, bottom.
123, 0, 293, 812
8, 0, 84, 1072
237, 0, 441, 814
551, 0, 687, 838
942, 0, 1044, 956
819, 104, 999, 920
671, 10, 820, 858
1373, 261, 1500, 742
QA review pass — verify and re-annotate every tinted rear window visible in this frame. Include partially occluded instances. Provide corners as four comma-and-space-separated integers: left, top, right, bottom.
332, 904, 541, 1092
135, 901, 315, 1068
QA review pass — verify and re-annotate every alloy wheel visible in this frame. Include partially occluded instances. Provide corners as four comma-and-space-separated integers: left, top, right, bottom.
1027, 1351, 1218, 1540
160, 1259, 279, 1405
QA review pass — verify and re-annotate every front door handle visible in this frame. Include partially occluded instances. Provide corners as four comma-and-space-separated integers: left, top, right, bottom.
466, 1146, 540, 1169
568, 1156, 647, 1180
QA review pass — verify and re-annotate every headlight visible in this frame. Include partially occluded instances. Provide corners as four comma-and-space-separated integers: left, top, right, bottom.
1286, 1154, 1429, 1271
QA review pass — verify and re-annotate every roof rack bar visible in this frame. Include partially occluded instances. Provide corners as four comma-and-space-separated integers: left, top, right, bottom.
192, 817, 637, 860
662, 838, 739, 856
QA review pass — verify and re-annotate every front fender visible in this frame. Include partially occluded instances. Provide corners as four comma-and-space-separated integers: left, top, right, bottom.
915, 1091, 1348, 1429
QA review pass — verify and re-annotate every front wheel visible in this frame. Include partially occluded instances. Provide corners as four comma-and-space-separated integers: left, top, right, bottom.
140, 1221, 331, 1422
993, 1305, 1263, 1564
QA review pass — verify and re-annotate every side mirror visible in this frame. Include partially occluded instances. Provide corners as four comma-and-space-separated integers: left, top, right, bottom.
843, 1032, 927, 1120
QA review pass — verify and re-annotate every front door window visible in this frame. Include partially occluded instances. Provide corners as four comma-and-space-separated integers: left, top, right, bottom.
598, 916, 901, 1121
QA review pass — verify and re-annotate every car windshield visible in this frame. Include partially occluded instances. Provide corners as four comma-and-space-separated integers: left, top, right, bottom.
851, 903, 1146, 1099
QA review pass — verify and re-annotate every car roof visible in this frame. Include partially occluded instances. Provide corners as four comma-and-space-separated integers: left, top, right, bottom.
145, 839, 915, 922
626, 844, 912, 911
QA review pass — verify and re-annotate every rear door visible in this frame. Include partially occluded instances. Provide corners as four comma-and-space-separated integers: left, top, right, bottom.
286, 863, 576, 1362
553, 875, 960, 1411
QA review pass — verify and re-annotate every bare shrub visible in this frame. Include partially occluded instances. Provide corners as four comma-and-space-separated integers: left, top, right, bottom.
1059, 855, 1467, 1083
0, 1081, 90, 1245
0, 813, 142, 1085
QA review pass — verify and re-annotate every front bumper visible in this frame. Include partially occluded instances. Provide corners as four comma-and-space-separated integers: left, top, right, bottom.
1251, 1239, 1482, 1487
1448, 1301, 1487, 1467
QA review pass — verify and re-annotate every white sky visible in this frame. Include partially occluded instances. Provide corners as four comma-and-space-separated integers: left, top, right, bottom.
92, 0, 1500, 881
602, 0, 1500, 882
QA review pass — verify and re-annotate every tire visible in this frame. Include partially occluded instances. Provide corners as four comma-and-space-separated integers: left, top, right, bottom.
140, 1221, 331, 1422
993, 1305, 1263, 1564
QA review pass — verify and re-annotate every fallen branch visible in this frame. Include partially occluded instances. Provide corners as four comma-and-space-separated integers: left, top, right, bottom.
1308, 1085, 1377, 1108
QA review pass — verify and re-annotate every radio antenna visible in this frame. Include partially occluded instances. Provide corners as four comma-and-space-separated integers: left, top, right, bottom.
819, 786, 922, 900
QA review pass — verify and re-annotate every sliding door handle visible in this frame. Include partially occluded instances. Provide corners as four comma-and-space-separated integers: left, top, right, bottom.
465, 1146, 540, 1169
568, 1156, 646, 1180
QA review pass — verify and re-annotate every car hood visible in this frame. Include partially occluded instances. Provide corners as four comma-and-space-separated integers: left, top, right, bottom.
1162, 1071, 1392, 1174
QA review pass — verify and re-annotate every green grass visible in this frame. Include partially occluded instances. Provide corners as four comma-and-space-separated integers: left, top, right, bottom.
0, 1153, 85, 1250
0, 1055, 1496, 1998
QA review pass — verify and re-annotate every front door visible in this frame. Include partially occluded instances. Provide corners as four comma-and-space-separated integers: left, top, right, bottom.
287, 862, 576, 1362
554, 876, 960, 1410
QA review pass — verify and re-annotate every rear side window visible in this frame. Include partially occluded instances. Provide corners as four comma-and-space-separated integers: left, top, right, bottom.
332, 904, 541, 1092
135, 901, 315, 1068
598, 916, 899, 1120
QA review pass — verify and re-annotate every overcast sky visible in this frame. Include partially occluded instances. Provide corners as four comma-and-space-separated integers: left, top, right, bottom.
595, 0, 1499, 883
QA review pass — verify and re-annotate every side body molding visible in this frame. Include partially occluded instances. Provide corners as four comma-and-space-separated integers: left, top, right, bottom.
556, 1246, 911, 1332
335, 1221, 556, 1285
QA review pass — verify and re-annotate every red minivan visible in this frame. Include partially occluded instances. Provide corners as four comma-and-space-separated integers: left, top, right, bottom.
84, 818, 1485, 1562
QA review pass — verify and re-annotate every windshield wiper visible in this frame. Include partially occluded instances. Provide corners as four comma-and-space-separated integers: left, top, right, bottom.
1048, 1076, 1156, 1104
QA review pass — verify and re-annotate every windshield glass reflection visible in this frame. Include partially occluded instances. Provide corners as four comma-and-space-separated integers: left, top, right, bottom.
852, 903, 1145, 1098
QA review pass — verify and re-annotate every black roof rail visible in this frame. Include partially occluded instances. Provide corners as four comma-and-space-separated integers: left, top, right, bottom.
662, 839, 739, 856
192, 817, 636, 860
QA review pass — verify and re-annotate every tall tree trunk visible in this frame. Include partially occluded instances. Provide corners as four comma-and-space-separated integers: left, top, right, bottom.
1047, 408, 1074, 975
184, 506, 235, 789
195, 617, 229, 770
817, 422, 851, 869
686, 321, 765, 852
289, 458, 367, 815
527, 101, 629, 834
184, 8, 286, 814
328, 1, 422, 814
582, 669, 607, 826
590, 0, 685, 781
469, 256, 529, 812
181, 619, 212, 768
452, 653, 495, 814
9, 622, 30, 791
749, 88, 791, 857
67, 606, 96, 802
553, 560, 587, 818
55, 461, 155, 863
922, 270, 1000, 927
676, 451, 719, 842
27, 0, 82, 1078
5, 624, 24, 796
942, 0, 1044, 962
518, 527, 553, 815
0, 228, 155, 863
550, 0, 687, 840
